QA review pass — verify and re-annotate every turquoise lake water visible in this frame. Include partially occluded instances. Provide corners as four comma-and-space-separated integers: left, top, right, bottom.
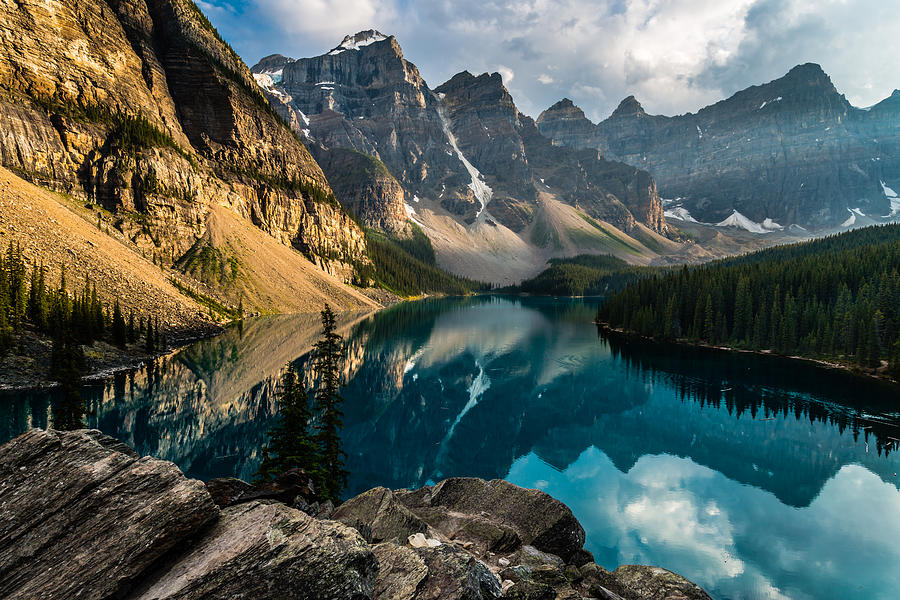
3, 296, 900, 599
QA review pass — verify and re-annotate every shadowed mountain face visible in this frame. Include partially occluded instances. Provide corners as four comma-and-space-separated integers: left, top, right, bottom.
538, 64, 900, 230
251, 32, 676, 282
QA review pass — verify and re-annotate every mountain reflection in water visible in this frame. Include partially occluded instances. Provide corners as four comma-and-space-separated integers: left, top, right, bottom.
2, 296, 899, 599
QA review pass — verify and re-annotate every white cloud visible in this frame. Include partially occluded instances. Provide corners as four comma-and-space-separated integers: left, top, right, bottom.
251, 0, 396, 45
506, 448, 900, 600
207, 0, 900, 121
496, 65, 515, 85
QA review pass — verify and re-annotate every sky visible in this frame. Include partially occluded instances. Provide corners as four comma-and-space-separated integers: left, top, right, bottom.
197, 0, 900, 121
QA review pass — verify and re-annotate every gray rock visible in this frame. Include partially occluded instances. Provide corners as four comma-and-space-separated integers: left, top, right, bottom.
130, 500, 378, 600
396, 477, 585, 563
0, 429, 218, 600
611, 565, 713, 600
373, 541, 502, 600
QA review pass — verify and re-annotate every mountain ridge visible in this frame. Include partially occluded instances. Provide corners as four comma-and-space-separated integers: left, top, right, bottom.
538, 62, 900, 230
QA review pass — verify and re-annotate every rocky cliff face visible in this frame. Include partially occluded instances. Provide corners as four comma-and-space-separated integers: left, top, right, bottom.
435, 71, 667, 235
0, 0, 369, 285
538, 64, 900, 230
252, 32, 673, 281
1, 428, 712, 600
253, 31, 480, 224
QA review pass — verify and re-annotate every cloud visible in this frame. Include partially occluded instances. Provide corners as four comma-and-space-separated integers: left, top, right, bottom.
251, 0, 396, 43
202, 0, 900, 121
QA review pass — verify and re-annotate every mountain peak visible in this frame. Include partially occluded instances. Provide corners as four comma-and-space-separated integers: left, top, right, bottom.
537, 98, 588, 123
328, 30, 390, 55
782, 62, 831, 86
610, 95, 645, 118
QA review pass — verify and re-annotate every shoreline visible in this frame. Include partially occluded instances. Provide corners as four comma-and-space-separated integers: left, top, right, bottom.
0, 297, 403, 392
0, 321, 226, 392
596, 322, 900, 387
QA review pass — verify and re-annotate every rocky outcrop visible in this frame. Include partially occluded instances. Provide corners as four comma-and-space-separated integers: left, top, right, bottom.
314, 147, 411, 236
0, 0, 370, 288
2, 429, 712, 600
0, 429, 376, 599
538, 63, 900, 230
434, 71, 667, 235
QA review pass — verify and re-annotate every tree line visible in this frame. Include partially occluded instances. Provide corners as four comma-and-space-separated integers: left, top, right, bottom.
0, 242, 166, 427
597, 225, 900, 377
515, 254, 656, 296
363, 226, 489, 296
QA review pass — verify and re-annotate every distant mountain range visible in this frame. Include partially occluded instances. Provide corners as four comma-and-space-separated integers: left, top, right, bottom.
537, 64, 900, 231
252, 31, 684, 284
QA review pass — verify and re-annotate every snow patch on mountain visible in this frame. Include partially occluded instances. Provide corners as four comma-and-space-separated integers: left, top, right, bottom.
761, 218, 784, 231
715, 210, 770, 234
328, 30, 388, 55
841, 209, 856, 227
664, 207, 698, 222
880, 181, 900, 217
432, 93, 493, 219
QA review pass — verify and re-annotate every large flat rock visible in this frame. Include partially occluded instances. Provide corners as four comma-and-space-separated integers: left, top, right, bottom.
130, 500, 377, 600
0, 429, 218, 600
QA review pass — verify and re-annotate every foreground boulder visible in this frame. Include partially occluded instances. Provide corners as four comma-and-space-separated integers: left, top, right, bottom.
0, 430, 712, 600
395, 478, 586, 564
0, 429, 218, 600
0, 430, 375, 600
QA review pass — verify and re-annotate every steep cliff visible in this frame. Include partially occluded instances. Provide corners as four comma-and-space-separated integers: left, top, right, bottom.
538, 64, 900, 230
0, 0, 372, 304
253, 32, 677, 283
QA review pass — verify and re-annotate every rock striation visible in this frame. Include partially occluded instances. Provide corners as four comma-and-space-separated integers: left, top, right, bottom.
2, 429, 712, 600
0, 0, 370, 291
538, 64, 900, 230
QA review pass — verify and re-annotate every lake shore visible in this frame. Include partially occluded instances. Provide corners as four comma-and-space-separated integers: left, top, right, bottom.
596, 322, 900, 387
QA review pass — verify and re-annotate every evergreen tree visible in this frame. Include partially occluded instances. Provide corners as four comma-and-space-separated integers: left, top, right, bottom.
313, 303, 349, 502
145, 316, 155, 353
255, 366, 322, 487
50, 336, 86, 430
111, 300, 127, 348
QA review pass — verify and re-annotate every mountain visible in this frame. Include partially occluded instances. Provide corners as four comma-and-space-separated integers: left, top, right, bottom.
538, 64, 900, 230
0, 0, 377, 315
252, 32, 682, 284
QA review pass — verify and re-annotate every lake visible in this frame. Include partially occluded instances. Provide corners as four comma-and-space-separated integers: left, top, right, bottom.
2, 296, 899, 600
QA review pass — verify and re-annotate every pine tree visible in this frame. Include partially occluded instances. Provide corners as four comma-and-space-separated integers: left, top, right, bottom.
313, 303, 348, 502
127, 311, 136, 343
111, 300, 127, 348
255, 366, 322, 487
145, 316, 155, 353
50, 335, 86, 430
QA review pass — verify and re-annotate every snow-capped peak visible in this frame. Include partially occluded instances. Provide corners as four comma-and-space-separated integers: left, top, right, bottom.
715, 210, 770, 234
328, 30, 388, 55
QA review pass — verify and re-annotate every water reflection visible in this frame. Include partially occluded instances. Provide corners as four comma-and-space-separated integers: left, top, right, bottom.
1, 296, 899, 599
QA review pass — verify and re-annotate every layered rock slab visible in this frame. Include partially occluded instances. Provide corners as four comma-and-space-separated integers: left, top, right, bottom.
0, 428, 218, 600
0, 430, 376, 600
